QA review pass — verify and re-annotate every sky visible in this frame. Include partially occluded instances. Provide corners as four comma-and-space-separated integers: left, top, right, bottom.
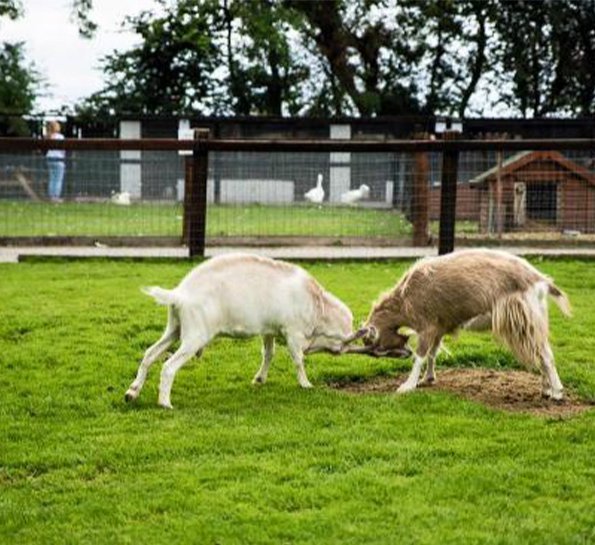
2, 0, 159, 112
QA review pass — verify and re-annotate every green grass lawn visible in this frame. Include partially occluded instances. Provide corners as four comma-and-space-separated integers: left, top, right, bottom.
0, 201, 478, 238
1, 259, 594, 544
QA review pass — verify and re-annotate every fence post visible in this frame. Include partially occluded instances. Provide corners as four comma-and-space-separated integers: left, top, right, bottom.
411, 135, 430, 246
438, 130, 460, 255
184, 128, 210, 258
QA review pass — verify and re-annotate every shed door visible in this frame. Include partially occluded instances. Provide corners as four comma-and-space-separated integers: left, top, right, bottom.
526, 182, 557, 222
513, 182, 526, 226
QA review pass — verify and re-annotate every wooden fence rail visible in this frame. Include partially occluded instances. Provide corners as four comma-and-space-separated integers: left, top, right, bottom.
0, 137, 593, 153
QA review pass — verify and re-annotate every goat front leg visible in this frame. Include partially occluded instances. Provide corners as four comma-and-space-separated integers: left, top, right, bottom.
397, 333, 440, 394
253, 335, 275, 385
286, 333, 313, 388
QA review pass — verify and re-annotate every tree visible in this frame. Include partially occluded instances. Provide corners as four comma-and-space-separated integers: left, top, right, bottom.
0, 0, 43, 134
0, 0, 21, 19
223, 0, 309, 116
78, 0, 310, 117
285, 0, 499, 117
492, 0, 595, 117
0, 0, 94, 132
77, 0, 595, 118
286, 0, 421, 116
78, 1, 223, 116
69, 0, 97, 38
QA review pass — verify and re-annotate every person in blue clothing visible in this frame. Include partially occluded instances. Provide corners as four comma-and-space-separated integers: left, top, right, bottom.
45, 120, 65, 201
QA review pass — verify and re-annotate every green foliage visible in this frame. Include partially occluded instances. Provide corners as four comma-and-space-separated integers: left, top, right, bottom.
494, 0, 595, 117
3, 0, 594, 118
0, 43, 42, 135
0, 1, 96, 119
0, 1, 40, 132
77, 0, 310, 117
0, 259, 594, 544
77, 0, 222, 116
70, 0, 97, 38
0, 0, 22, 19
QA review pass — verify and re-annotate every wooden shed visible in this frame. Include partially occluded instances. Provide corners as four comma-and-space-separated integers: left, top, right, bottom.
470, 151, 595, 233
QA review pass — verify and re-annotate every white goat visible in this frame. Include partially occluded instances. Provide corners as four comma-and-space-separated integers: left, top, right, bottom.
125, 253, 355, 408
341, 184, 370, 204
346, 249, 571, 399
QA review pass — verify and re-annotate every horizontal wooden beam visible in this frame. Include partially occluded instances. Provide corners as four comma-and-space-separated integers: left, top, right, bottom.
0, 137, 593, 153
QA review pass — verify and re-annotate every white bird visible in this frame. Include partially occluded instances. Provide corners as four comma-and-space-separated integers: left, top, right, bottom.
304, 173, 324, 204
111, 191, 131, 206
340, 184, 370, 204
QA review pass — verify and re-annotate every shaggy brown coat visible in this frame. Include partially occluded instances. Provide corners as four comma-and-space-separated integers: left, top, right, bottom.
359, 249, 570, 398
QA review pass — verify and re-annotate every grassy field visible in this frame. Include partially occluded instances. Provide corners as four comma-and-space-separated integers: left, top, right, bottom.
1, 258, 594, 544
0, 201, 478, 238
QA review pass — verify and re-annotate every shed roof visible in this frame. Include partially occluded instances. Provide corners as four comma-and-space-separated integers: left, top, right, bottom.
468, 151, 595, 188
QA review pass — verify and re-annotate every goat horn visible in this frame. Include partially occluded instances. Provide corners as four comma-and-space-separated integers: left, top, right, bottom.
341, 344, 376, 355
342, 327, 369, 345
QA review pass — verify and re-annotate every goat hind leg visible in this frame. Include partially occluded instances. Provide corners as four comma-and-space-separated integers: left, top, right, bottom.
540, 342, 564, 400
253, 335, 275, 385
126, 307, 179, 402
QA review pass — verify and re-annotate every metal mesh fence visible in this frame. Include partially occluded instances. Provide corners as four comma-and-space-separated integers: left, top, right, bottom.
1, 144, 593, 245
0, 150, 184, 238
433, 149, 595, 241
0, 149, 416, 241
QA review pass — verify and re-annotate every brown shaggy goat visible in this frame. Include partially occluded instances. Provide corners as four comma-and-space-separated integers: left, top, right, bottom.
344, 249, 571, 399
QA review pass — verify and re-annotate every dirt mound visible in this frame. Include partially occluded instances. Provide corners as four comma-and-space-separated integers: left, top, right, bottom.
330, 368, 593, 417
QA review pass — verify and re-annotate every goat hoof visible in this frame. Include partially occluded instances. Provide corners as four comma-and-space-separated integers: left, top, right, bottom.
252, 376, 265, 385
397, 384, 416, 394
159, 402, 174, 410
542, 389, 564, 402
124, 389, 138, 402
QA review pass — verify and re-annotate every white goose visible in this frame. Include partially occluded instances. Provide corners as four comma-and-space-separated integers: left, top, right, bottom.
111, 191, 131, 206
340, 184, 370, 204
304, 173, 324, 204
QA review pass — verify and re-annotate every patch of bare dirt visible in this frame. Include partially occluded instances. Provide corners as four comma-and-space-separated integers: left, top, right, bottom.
330, 369, 593, 418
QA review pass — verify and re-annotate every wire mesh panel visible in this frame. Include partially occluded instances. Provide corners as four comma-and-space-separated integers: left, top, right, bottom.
428, 148, 595, 244
0, 149, 185, 239
1, 138, 593, 252
202, 151, 419, 242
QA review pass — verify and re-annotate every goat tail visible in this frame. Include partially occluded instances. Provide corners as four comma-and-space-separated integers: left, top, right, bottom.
548, 283, 572, 317
492, 292, 546, 370
141, 286, 179, 307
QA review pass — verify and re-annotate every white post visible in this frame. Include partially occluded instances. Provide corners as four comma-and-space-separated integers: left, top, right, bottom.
177, 119, 191, 201
329, 124, 351, 203
120, 120, 142, 198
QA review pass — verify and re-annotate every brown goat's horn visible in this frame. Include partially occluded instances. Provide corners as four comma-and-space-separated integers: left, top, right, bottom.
342, 327, 369, 345
341, 345, 376, 355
